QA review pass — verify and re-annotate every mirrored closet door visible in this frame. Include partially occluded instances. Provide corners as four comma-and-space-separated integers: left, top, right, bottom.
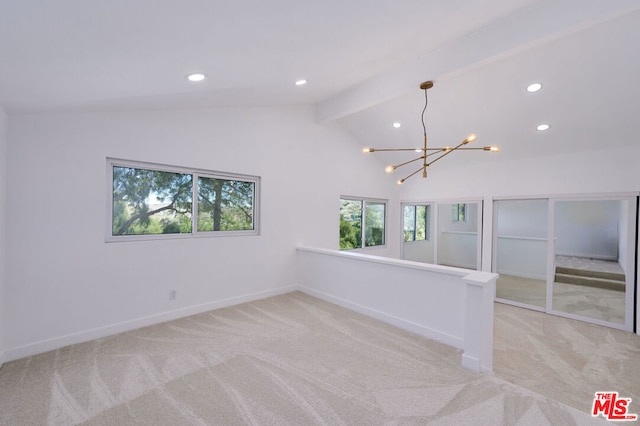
436, 202, 481, 270
493, 195, 637, 331
401, 200, 482, 271
549, 198, 635, 328
401, 203, 434, 264
493, 199, 548, 309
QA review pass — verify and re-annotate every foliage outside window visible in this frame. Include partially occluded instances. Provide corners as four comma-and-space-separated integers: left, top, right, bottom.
339, 197, 386, 250
451, 203, 466, 222
403, 204, 429, 242
109, 159, 259, 241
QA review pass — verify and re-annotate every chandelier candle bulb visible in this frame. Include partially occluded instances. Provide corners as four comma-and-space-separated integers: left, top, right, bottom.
385, 165, 395, 173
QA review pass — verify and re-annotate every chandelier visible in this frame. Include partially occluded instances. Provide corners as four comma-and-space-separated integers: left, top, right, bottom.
363, 81, 499, 184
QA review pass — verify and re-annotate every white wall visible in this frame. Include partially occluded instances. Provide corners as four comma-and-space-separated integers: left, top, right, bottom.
495, 199, 548, 279
297, 247, 497, 372
398, 146, 640, 260
496, 200, 548, 239
555, 200, 619, 260
402, 240, 434, 263
0, 106, 7, 364
4, 106, 398, 360
398, 146, 640, 333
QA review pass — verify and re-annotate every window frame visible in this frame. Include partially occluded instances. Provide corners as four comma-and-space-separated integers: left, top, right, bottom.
106, 158, 260, 242
339, 196, 387, 250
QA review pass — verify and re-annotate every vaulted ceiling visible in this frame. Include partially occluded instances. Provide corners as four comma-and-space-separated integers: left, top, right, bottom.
2, 0, 639, 166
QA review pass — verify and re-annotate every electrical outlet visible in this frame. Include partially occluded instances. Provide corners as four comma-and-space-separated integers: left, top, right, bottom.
169, 290, 177, 300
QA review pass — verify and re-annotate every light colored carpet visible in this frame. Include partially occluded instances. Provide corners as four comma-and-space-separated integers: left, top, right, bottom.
0, 292, 610, 425
494, 302, 640, 415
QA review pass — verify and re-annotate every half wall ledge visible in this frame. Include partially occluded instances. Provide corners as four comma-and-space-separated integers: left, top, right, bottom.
296, 246, 497, 373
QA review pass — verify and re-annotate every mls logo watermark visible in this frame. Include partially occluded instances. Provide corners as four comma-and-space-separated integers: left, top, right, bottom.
592, 392, 638, 421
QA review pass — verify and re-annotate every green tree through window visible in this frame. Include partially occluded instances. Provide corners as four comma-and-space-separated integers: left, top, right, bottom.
339, 199, 362, 249
403, 204, 429, 242
339, 197, 386, 250
112, 167, 193, 235
109, 160, 259, 241
198, 177, 254, 231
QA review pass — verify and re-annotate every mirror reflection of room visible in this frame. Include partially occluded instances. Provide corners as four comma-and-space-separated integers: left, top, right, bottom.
494, 199, 548, 309
437, 202, 479, 270
552, 200, 628, 325
402, 201, 481, 271
494, 197, 635, 331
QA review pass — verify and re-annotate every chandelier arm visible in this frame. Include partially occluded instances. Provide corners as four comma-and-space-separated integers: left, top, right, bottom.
425, 149, 449, 158
426, 141, 466, 167
400, 166, 425, 183
369, 148, 429, 152
393, 155, 425, 169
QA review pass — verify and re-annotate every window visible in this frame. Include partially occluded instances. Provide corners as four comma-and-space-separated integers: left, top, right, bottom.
403, 204, 430, 242
108, 159, 259, 241
339, 197, 386, 250
452, 203, 466, 222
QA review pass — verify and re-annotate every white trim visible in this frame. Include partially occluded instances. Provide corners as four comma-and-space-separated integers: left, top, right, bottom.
495, 298, 546, 312
462, 354, 481, 372
2, 285, 295, 363
298, 286, 464, 349
440, 230, 477, 235
492, 191, 640, 201
400, 197, 485, 204
497, 235, 548, 241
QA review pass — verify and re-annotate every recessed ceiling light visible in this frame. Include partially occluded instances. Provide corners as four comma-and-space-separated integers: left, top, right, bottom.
295, 79, 307, 86
186, 73, 206, 82
392, 122, 401, 128
536, 123, 550, 131
527, 83, 542, 93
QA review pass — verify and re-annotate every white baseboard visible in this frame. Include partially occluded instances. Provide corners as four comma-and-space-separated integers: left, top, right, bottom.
3, 285, 296, 363
298, 286, 464, 350
461, 354, 480, 373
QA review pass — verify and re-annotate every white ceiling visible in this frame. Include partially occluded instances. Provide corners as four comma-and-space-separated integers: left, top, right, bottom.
2, 0, 640, 166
